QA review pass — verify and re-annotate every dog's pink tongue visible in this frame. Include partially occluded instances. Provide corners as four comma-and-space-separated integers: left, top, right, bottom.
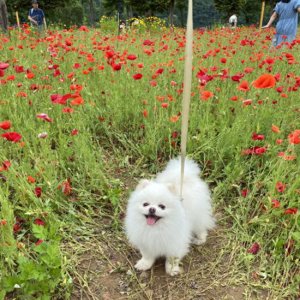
146, 216, 156, 225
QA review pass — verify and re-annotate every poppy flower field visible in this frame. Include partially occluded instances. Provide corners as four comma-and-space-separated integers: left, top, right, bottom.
0, 25, 300, 298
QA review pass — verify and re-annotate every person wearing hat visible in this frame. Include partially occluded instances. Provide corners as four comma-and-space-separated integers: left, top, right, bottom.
28, 0, 45, 31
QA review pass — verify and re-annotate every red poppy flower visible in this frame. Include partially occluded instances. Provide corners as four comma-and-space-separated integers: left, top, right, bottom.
27, 176, 36, 183
0, 219, 7, 226
79, 25, 89, 32
0, 62, 9, 70
170, 115, 179, 123
58, 179, 72, 195
242, 146, 266, 155
288, 129, 300, 144
252, 132, 265, 141
71, 129, 78, 136
284, 208, 298, 215
133, 73, 143, 80
252, 74, 276, 89
272, 125, 281, 133
271, 199, 280, 208
13, 223, 21, 233
0, 120, 11, 130
200, 90, 214, 100
150, 80, 157, 87
62, 107, 74, 113
237, 81, 250, 91
243, 99, 252, 106
241, 189, 249, 197
127, 54, 137, 60
112, 63, 122, 71
276, 86, 283, 93
197, 71, 213, 85
275, 182, 286, 193
282, 154, 297, 161
7, 75, 15, 81
35, 239, 44, 246
143, 39, 154, 46
26, 72, 35, 79
0, 160, 11, 172
231, 74, 244, 82
156, 68, 164, 75
247, 242, 260, 255
1, 132, 22, 142
35, 187, 42, 198
15, 65, 24, 73
34, 218, 45, 226
244, 67, 254, 74
36, 113, 53, 122
70, 97, 84, 106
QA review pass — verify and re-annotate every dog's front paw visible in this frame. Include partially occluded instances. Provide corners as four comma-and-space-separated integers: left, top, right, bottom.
165, 257, 182, 276
134, 258, 154, 271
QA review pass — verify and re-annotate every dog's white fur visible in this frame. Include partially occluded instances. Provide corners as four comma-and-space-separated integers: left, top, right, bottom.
125, 157, 215, 275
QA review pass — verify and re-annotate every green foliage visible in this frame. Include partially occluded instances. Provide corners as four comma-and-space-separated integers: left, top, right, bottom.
99, 15, 118, 33
214, 0, 243, 17
0, 193, 68, 298
1, 24, 300, 299
53, 4, 84, 26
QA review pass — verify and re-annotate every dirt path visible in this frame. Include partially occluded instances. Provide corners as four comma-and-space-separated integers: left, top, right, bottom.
68, 222, 269, 300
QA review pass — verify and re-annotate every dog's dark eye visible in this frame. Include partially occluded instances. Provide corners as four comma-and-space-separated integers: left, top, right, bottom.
143, 202, 149, 207
159, 204, 166, 210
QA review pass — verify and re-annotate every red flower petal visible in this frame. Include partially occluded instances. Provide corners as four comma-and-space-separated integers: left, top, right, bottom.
1, 132, 22, 142
247, 242, 260, 255
252, 74, 276, 89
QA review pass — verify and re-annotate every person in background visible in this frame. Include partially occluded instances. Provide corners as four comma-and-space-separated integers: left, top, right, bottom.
0, 0, 8, 33
119, 20, 126, 34
28, 0, 45, 32
229, 14, 237, 28
262, 0, 300, 46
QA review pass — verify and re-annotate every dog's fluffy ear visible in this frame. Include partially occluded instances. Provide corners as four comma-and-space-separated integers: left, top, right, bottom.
136, 179, 150, 190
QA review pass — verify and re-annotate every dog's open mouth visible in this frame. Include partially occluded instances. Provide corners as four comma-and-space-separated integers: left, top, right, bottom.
145, 214, 161, 225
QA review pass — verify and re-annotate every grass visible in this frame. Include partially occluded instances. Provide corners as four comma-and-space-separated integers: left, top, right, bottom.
0, 24, 299, 299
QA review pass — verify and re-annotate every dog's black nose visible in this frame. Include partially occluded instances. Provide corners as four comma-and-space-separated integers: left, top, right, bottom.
149, 207, 156, 214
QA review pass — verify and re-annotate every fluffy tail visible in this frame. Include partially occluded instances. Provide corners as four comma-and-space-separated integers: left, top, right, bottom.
156, 156, 201, 184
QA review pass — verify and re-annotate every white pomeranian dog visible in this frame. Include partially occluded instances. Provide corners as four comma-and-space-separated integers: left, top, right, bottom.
125, 157, 215, 276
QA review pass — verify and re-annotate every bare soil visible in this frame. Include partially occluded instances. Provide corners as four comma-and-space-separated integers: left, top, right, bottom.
69, 219, 269, 300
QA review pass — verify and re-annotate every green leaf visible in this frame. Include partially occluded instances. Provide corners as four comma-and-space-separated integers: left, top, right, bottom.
32, 224, 48, 240
292, 232, 300, 243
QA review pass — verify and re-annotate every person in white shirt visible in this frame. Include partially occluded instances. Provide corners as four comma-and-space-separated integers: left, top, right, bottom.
229, 14, 237, 28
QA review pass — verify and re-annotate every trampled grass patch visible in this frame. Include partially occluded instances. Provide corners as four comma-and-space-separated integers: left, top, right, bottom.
0, 25, 299, 299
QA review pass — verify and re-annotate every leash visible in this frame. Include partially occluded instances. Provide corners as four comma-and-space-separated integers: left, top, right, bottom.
180, 0, 193, 200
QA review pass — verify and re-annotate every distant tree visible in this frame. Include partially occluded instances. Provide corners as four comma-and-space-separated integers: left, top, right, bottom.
240, 0, 262, 24
0, 0, 9, 32
214, 0, 243, 19
194, 0, 220, 27
214, 0, 278, 25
